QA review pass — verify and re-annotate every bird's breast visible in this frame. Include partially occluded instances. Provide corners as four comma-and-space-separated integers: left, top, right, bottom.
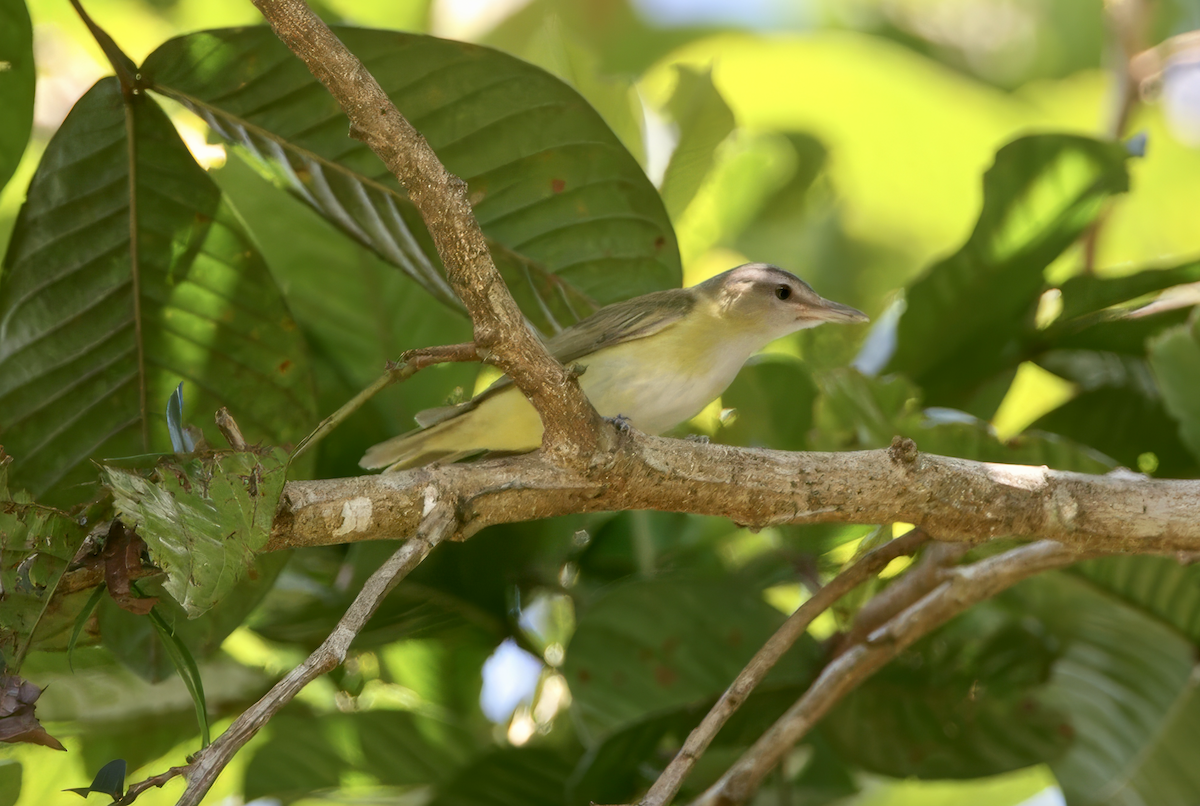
576, 323, 757, 435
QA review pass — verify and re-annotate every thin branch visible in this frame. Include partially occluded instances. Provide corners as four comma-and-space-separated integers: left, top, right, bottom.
830, 539, 970, 656
116, 766, 189, 806
172, 487, 458, 806
690, 540, 1102, 806
290, 343, 479, 462
635, 528, 931, 806
248, 0, 609, 466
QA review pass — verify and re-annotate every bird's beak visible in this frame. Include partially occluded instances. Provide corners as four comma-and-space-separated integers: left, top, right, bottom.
807, 296, 869, 324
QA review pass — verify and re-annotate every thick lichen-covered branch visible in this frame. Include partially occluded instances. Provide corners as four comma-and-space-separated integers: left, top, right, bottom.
270, 435, 1200, 555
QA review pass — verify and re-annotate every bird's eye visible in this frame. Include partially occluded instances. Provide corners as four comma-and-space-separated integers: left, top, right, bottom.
775, 285, 792, 301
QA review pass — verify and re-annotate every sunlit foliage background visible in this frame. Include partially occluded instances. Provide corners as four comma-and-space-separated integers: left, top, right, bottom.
2, 0, 1200, 804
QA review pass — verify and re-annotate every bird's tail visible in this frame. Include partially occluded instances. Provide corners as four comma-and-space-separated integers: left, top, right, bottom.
358, 419, 476, 471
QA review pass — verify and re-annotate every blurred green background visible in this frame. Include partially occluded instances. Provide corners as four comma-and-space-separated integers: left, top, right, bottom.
2, 0, 1200, 805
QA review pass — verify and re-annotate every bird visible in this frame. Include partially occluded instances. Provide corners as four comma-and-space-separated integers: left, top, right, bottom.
360, 263, 868, 471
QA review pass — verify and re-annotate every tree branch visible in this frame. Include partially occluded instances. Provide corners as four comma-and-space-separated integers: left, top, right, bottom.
173, 487, 458, 806
247, 0, 609, 466
829, 539, 970, 656
267, 437, 1200, 554
635, 529, 931, 806
690, 540, 1102, 806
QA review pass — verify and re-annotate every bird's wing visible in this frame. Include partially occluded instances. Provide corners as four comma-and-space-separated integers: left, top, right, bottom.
543, 288, 695, 364
409, 289, 695, 426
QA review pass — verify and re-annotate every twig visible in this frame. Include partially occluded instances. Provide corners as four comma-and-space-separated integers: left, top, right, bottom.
830, 539, 970, 656
248, 0, 608, 466
635, 528, 930, 806
115, 765, 189, 805
214, 407, 248, 451
689, 540, 1103, 806
173, 487, 457, 806
289, 343, 479, 462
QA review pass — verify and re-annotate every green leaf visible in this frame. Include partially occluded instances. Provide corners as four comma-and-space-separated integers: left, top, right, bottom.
141, 27, 681, 333
567, 685, 821, 806
0, 0, 34, 193
823, 602, 1071, 779
717, 353, 818, 451
888, 134, 1130, 405
244, 712, 344, 804
1011, 573, 1200, 806
0, 453, 88, 670
511, 15, 646, 166
352, 710, 477, 786
67, 584, 107, 671
1045, 306, 1192, 356
812, 368, 1114, 473
98, 550, 289, 682
0, 78, 315, 506
102, 447, 288, 617
1030, 349, 1197, 476
64, 759, 125, 800
429, 746, 576, 806
140, 593, 209, 746
563, 576, 819, 736
0, 759, 20, 806
208, 151, 479, 481
1072, 556, 1200, 645
659, 65, 736, 220
1056, 259, 1200, 322
568, 713, 676, 805
1148, 318, 1200, 464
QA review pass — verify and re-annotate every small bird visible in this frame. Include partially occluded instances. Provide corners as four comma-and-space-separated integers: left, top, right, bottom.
360, 263, 867, 470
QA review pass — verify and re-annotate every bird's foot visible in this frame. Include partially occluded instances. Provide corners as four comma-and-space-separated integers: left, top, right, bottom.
606, 414, 634, 433
685, 433, 711, 444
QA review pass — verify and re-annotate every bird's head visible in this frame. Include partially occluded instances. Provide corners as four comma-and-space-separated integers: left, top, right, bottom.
696, 263, 868, 343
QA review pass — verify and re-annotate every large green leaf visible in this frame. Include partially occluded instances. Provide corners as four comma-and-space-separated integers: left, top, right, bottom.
1031, 387, 1196, 477
141, 27, 681, 333
209, 152, 479, 481
658, 65, 736, 220
811, 368, 1114, 473
1148, 317, 1200, 464
0, 78, 315, 505
0, 0, 34, 193
245, 708, 480, 802
1045, 306, 1192, 356
429, 746, 577, 806
1072, 556, 1200, 645
243, 711, 344, 803
1055, 259, 1200, 322
1012, 573, 1200, 806
353, 709, 478, 787
887, 135, 1129, 405
0, 758, 19, 806
823, 601, 1071, 779
563, 576, 819, 737
96, 550, 290, 681
102, 447, 288, 618
717, 353, 818, 452
1031, 350, 1198, 476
